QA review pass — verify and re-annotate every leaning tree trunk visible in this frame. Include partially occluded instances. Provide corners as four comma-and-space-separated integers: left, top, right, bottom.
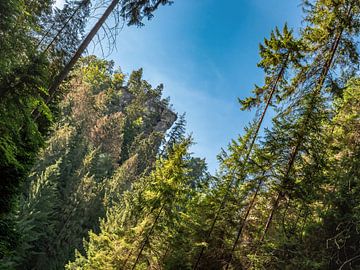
224, 55, 290, 269
193, 55, 289, 270
131, 203, 165, 270
259, 22, 346, 244
254, 5, 354, 260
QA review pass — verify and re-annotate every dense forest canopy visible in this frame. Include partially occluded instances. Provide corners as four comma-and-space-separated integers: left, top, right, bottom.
1, 0, 360, 269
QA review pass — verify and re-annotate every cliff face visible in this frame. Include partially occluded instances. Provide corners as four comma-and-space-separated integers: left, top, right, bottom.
11, 56, 177, 270
118, 86, 177, 134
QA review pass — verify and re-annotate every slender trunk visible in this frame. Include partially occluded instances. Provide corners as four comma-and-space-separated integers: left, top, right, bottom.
36, 21, 57, 49
259, 25, 345, 243
0, 1, 91, 99
256, 3, 353, 254
131, 203, 165, 270
192, 182, 232, 270
122, 202, 161, 269
225, 174, 264, 270
235, 58, 288, 188
193, 57, 288, 270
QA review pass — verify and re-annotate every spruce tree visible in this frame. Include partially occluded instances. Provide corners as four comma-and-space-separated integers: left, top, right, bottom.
240, 1, 360, 268
192, 24, 304, 269
66, 139, 197, 269
2, 56, 177, 269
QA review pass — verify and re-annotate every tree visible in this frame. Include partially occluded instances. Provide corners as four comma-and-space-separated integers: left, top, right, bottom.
236, 0, 360, 268
1, 56, 177, 269
193, 24, 304, 269
48, 0, 174, 104
0, 0, 175, 260
66, 139, 201, 269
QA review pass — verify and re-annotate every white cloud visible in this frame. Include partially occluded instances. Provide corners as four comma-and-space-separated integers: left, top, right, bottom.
55, 0, 65, 9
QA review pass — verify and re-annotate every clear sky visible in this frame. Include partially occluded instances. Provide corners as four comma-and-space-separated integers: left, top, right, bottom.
57, 0, 303, 173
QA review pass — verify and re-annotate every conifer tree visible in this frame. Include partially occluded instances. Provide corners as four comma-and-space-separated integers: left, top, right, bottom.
317, 79, 360, 268
259, 0, 359, 241
66, 139, 198, 269
0, 0, 175, 240
0, 0, 90, 258
274, 77, 360, 269
192, 24, 304, 269
1, 56, 177, 269
239, 1, 360, 268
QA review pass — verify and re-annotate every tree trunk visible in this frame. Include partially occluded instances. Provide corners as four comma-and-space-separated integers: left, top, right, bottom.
131, 203, 165, 270
193, 56, 288, 270
258, 1, 353, 246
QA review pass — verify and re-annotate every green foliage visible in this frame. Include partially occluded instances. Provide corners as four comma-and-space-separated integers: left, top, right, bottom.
0, 0, 177, 265
0, 0, 91, 259
185, 1, 360, 269
63, 2, 360, 269
66, 138, 210, 270
1, 1, 360, 269
239, 24, 304, 110
220, 1, 360, 269
0, 55, 52, 258
1, 56, 177, 269
120, 0, 174, 26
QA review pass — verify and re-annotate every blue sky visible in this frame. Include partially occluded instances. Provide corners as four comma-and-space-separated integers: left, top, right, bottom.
56, 0, 303, 172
